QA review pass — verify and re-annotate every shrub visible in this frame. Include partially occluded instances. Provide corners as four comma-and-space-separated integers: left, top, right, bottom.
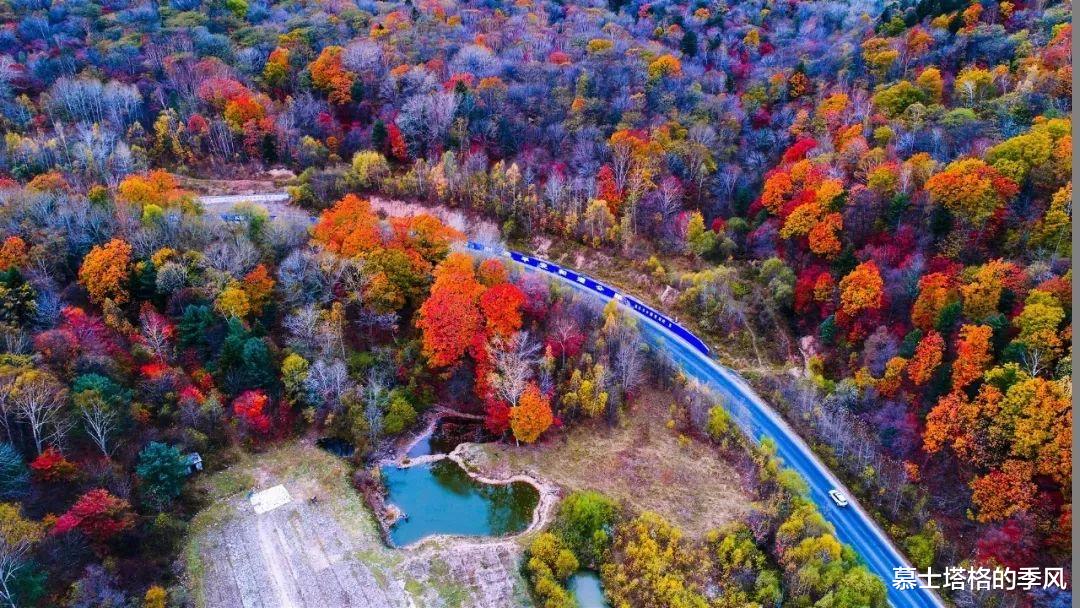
552, 491, 619, 566
382, 395, 417, 436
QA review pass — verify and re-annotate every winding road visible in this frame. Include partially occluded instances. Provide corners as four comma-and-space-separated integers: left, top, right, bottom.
468, 241, 945, 608
196, 191, 942, 607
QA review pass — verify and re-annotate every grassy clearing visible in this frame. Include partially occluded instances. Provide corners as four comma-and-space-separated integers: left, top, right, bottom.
469, 387, 752, 538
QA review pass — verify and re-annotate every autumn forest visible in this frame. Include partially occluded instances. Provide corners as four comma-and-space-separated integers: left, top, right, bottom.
0, 0, 1071, 603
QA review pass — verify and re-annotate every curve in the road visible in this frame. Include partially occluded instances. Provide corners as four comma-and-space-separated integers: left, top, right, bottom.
467, 241, 944, 608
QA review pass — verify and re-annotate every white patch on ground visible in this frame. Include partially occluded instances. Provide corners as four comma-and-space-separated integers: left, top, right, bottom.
250, 485, 292, 514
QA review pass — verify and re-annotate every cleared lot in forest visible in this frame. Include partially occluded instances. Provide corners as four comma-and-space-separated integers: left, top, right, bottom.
469, 387, 751, 538
185, 443, 533, 608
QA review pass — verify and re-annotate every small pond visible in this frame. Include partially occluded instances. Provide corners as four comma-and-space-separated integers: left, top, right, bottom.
567, 571, 609, 608
381, 459, 539, 547
316, 437, 355, 458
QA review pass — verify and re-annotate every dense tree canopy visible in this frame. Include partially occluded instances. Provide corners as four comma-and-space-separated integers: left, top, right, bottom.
0, 0, 1069, 601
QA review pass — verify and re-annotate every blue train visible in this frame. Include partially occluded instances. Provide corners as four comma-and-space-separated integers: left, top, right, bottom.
466, 241, 711, 357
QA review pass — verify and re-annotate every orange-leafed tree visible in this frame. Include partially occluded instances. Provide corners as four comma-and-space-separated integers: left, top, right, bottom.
417, 285, 483, 367
926, 370, 1071, 523
477, 259, 510, 286
431, 252, 476, 288
26, 171, 70, 193
911, 272, 957, 331
815, 92, 850, 126
907, 331, 944, 385
0, 236, 27, 270
310, 46, 356, 105
510, 382, 553, 443
876, 356, 908, 397
951, 324, 993, 390
647, 54, 682, 80
925, 158, 1018, 224
969, 460, 1037, 523
479, 283, 526, 339
923, 390, 972, 457
312, 194, 384, 258
838, 261, 884, 317
388, 213, 462, 266
905, 26, 934, 59
813, 271, 835, 303
117, 170, 190, 209
79, 239, 133, 305
807, 212, 843, 258
416, 256, 484, 368
222, 94, 267, 131
242, 265, 275, 315
759, 170, 793, 214
263, 47, 291, 90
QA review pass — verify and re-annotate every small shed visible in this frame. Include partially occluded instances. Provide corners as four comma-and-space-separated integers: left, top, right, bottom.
184, 452, 203, 475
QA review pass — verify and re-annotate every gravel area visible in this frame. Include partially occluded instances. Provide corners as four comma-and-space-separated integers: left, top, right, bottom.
185, 442, 534, 608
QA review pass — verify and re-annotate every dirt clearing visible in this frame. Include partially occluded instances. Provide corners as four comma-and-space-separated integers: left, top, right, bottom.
184, 442, 533, 608
464, 388, 752, 538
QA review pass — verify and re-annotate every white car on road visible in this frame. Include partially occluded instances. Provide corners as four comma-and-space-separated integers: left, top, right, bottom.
828, 489, 849, 507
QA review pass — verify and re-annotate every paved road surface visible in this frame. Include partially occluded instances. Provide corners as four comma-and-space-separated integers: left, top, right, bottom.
198, 192, 315, 223
468, 241, 944, 608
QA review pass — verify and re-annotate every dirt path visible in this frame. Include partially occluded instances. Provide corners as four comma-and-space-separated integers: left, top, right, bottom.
174, 171, 296, 196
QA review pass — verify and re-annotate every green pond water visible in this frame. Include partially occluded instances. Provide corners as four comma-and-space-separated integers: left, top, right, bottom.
381, 458, 539, 546
568, 571, 609, 607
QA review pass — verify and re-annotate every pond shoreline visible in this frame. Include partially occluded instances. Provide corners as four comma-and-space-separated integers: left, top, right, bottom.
367, 412, 561, 551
